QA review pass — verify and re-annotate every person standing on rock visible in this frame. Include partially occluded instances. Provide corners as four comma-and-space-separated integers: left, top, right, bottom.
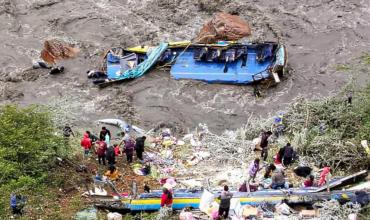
260, 131, 272, 161
135, 136, 146, 161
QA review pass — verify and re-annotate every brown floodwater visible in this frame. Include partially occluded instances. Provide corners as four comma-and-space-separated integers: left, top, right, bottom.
1, 0, 370, 134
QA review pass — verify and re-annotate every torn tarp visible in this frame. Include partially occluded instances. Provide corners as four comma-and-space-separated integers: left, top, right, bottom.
97, 119, 145, 134
120, 53, 138, 73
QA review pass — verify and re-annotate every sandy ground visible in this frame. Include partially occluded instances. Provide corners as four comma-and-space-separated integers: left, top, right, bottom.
1, 0, 370, 133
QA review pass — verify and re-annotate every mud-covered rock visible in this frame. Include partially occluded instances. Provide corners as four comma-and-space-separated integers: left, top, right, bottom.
195, 12, 251, 43
198, 0, 230, 13
0, 82, 24, 101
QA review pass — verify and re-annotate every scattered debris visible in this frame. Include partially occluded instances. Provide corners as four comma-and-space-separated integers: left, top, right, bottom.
299, 209, 318, 218
314, 200, 362, 220
75, 207, 97, 220
97, 118, 145, 134
49, 66, 65, 75
275, 202, 296, 215
241, 205, 258, 218
32, 60, 51, 69
107, 212, 122, 220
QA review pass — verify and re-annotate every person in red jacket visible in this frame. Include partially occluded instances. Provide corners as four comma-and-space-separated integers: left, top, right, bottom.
160, 188, 173, 207
303, 175, 315, 187
96, 138, 107, 165
113, 144, 121, 156
81, 133, 92, 157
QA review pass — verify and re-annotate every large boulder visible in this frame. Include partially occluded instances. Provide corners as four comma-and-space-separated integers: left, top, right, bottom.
40, 39, 79, 64
195, 12, 251, 43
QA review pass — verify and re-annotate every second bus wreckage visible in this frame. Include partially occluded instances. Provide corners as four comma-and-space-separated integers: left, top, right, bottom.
78, 119, 370, 219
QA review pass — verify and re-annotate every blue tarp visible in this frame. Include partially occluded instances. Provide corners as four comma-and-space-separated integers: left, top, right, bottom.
107, 43, 168, 80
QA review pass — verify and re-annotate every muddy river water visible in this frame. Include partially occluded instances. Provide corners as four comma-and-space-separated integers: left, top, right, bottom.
1, 0, 370, 133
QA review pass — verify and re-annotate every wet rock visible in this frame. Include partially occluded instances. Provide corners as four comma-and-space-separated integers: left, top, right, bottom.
153, 121, 185, 135
198, 0, 230, 13
0, 82, 24, 101
32, 0, 62, 10
4, 71, 22, 82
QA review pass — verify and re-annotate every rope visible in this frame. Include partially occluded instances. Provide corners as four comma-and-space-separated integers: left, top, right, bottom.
157, 43, 192, 69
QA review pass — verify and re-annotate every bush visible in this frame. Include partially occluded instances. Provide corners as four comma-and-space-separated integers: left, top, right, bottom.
0, 105, 66, 216
283, 84, 370, 172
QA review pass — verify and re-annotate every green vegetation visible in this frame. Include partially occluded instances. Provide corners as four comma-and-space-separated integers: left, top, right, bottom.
122, 212, 158, 220
282, 83, 370, 172
0, 105, 68, 218
239, 82, 370, 173
336, 64, 352, 71
360, 53, 370, 65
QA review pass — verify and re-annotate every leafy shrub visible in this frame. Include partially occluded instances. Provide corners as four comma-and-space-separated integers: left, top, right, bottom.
0, 105, 66, 216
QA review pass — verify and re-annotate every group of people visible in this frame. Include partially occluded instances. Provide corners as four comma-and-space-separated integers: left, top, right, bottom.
79, 126, 147, 181
242, 158, 331, 193
242, 158, 287, 191
259, 131, 296, 165
77, 126, 331, 220
80, 127, 146, 162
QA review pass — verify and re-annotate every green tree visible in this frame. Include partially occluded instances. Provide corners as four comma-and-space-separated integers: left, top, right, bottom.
0, 105, 66, 216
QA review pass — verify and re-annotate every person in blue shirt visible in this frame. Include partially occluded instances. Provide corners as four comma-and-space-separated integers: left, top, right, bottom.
10, 193, 25, 215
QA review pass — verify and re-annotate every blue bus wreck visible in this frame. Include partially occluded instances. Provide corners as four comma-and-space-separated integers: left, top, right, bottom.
90, 41, 287, 86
